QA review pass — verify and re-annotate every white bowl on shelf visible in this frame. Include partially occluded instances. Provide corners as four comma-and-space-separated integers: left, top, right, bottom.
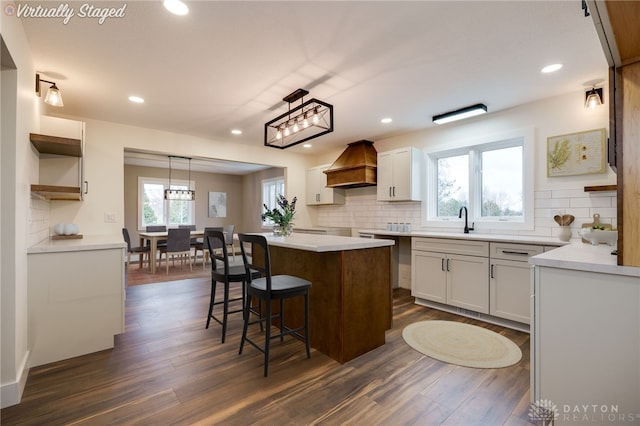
579, 228, 618, 246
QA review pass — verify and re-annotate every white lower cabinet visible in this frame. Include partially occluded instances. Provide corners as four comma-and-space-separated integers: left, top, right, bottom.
489, 242, 543, 324
412, 238, 489, 314
412, 237, 548, 329
532, 263, 640, 422
412, 250, 447, 303
27, 244, 125, 367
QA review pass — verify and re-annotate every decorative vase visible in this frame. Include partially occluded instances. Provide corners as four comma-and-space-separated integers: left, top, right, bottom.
558, 226, 572, 242
273, 224, 293, 237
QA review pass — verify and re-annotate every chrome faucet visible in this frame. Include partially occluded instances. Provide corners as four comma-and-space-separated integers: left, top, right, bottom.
458, 206, 474, 234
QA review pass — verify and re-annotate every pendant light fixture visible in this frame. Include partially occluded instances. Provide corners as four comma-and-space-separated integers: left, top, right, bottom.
264, 88, 333, 149
164, 156, 195, 201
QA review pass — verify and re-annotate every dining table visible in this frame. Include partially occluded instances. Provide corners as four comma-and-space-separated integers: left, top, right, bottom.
138, 230, 205, 274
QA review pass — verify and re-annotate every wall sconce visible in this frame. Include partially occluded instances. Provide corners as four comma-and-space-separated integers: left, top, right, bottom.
35, 73, 64, 107
432, 103, 487, 125
164, 156, 195, 201
264, 88, 333, 149
585, 87, 603, 109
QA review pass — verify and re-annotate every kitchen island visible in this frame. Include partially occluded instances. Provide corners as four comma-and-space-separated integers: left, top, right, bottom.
254, 233, 394, 363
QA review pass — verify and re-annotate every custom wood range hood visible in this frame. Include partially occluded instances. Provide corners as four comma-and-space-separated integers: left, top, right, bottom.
323, 140, 377, 188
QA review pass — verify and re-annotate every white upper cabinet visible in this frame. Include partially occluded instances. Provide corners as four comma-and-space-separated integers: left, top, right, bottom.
376, 147, 423, 201
305, 164, 345, 205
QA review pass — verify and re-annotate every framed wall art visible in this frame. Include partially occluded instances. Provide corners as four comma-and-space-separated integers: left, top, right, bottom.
547, 128, 606, 177
208, 191, 227, 218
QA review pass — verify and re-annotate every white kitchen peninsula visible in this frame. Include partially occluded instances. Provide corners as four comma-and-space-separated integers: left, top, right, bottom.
27, 236, 126, 367
530, 244, 640, 423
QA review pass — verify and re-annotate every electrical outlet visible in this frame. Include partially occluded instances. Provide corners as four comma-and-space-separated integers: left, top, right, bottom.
104, 212, 116, 223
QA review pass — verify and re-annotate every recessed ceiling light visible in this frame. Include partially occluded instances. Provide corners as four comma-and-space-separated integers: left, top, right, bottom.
128, 96, 144, 103
163, 0, 189, 16
303, 144, 312, 148
541, 63, 563, 74
231, 129, 242, 135
381, 118, 393, 124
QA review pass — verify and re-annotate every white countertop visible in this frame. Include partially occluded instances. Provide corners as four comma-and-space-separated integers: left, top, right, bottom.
529, 243, 640, 278
28, 235, 126, 254
358, 229, 567, 246
261, 233, 394, 252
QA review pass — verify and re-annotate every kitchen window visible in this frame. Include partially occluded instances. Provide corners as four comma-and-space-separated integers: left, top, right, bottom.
424, 129, 533, 231
138, 177, 195, 229
262, 177, 285, 226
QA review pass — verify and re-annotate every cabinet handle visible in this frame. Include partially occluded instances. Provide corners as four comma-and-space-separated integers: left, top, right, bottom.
490, 264, 494, 279
392, 186, 396, 197
441, 258, 445, 271
83, 180, 89, 195
446, 258, 450, 272
501, 250, 529, 256
389, 187, 392, 197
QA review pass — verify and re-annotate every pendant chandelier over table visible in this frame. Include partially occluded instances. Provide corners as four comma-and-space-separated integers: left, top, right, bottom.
164, 155, 195, 201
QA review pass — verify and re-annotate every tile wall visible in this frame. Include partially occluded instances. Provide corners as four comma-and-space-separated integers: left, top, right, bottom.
315, 187, 617, 241
29, 198, 50, 246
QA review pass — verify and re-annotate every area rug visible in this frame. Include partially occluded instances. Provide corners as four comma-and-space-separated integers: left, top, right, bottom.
402, 320, 522, 368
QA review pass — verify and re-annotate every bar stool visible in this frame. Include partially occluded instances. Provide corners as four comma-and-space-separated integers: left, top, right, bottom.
238, 233, 312, 377
206, 230, 259, 343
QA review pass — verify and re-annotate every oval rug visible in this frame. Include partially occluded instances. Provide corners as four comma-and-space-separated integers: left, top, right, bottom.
402, 320, 522, 368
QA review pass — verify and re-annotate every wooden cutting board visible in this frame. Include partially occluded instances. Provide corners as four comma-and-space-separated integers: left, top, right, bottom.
581, 213, 611, 242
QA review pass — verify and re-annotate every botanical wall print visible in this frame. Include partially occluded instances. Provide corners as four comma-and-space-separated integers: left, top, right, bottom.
208, 192, 227, 218
547, 128, 606, 177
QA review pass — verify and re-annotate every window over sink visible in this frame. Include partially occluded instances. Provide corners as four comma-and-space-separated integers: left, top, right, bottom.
424, 128, 534, 231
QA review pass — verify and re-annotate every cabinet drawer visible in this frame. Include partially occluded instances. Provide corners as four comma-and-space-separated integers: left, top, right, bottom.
412, 237, 488, 257
490, 242, 543, 261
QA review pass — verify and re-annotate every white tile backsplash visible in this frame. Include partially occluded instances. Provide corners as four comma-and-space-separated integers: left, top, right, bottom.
315, 187, 617, 241
29, 197, 50, 246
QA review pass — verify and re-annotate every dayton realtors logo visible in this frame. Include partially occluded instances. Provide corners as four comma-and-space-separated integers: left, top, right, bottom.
4, 2, 127, 25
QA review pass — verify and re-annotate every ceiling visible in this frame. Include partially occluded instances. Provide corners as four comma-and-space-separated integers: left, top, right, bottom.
21, 1, 608, 171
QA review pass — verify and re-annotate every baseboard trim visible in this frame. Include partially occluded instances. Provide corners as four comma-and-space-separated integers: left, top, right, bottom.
414, 298, 530, 333
1, 350, 30, 408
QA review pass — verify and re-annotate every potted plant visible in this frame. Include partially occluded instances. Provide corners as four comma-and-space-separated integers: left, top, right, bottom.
262, 195, 297, 236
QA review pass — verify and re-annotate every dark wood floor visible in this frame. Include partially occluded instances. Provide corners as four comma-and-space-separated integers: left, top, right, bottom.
1, 275, 534, 425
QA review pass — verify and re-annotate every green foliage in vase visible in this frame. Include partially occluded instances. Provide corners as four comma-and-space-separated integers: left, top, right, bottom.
548, 139, 571, 170
262, 195, 297, 227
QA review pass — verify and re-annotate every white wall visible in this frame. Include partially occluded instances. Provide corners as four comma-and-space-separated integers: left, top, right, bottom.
1, 17, 42, 407
312, 90, 615, 240
45, 117, 317, 237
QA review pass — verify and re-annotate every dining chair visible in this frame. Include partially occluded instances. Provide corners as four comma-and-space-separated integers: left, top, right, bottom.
158, 228, 192, 274
122, 228, 150, 269
178, 224, 198, 247
194, 227, 223, 269
145, 225, 168, 248
238, 233, 312, 377
223, 224, 236, 260
206, 230, 261, 343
